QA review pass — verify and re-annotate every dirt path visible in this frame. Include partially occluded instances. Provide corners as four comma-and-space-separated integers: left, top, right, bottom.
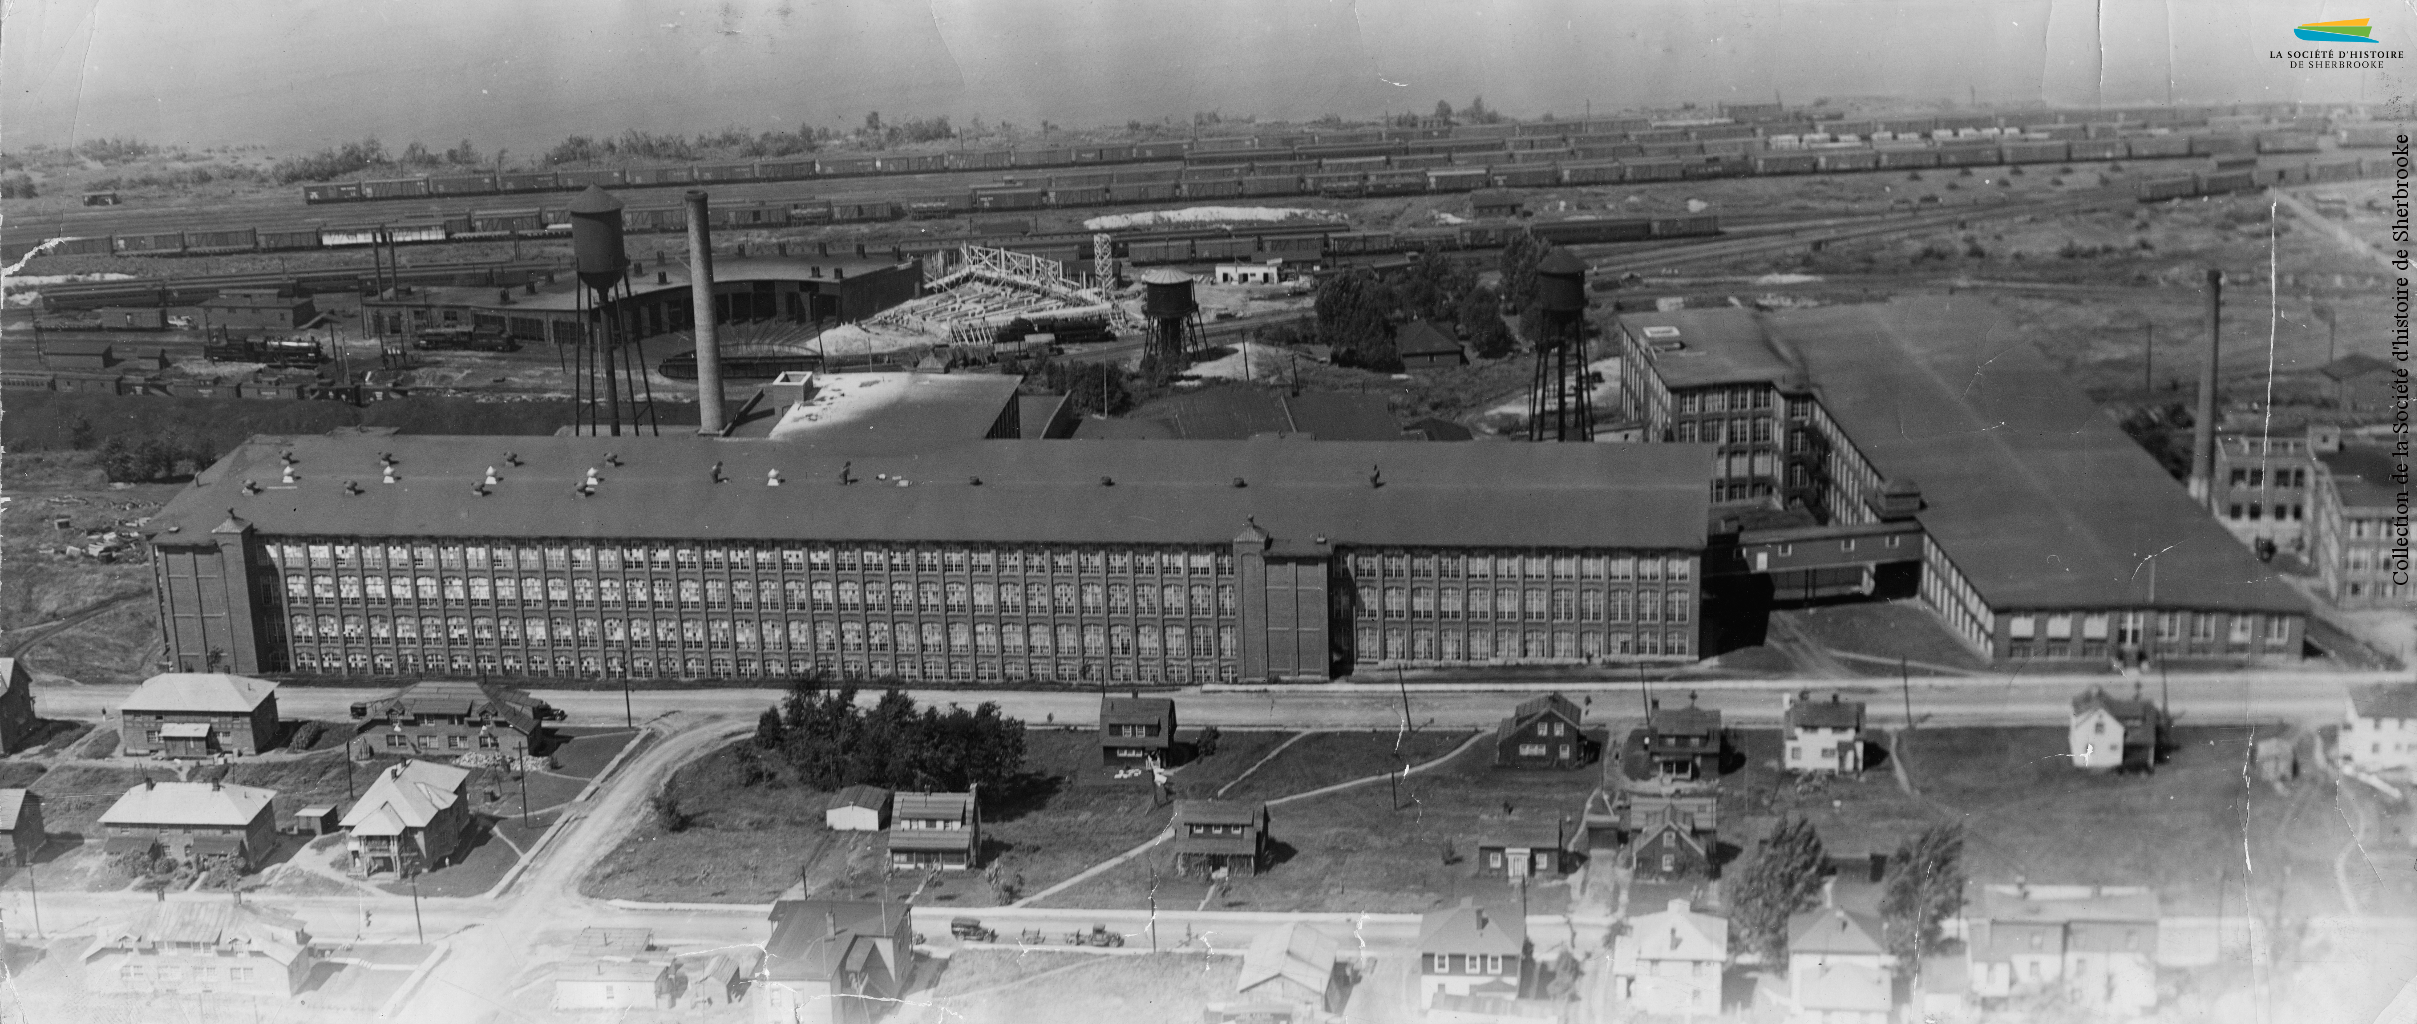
0, 590, 147, 661
1212, 731, 1317, 798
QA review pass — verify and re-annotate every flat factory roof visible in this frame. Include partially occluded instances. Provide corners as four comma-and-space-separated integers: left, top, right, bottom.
1616, 307, 1807, 391
1776, 297, 2303, 614
149, 434, 1716, 552
2318, 445, 2400, 511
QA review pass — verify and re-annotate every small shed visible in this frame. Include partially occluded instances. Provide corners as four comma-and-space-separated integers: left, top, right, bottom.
291, 805, 340, 836
552, 958, 677, 1010
159, 722, 214, 758
825, 785, 891, 831
1215, 263, 1281, 286
571, 927, 654, 958
683, 950, 755, 1007
2255, 736, 2299, 783
1395, 320, 1468, 370
1472, 192, 1526, 219
0, 790, 45, 866
1238, 922, 1347, 1012
1476, 825, 1569, 880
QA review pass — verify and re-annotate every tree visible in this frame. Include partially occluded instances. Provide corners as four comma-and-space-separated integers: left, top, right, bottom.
1499, 232, 1549, 312
1881, 824, 1967, 963
1314, 269, 1397, 371
1035, 359, 1136, 417
1197, 726, 1222, 758
1434, 100, 1455, 123
1728, 814, 1829, 962
650, 786, 694, 832
755, 707, 786, 749
445, 139, 482, 166
865, 112, 883, 133
1461, 288, 1517, 359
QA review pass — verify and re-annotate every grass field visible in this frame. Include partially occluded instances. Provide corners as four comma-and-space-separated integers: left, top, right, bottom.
1719, 728, 1933, 868
581, 741, 885, 904
1163, 729, 1295, 798
1774, 601, 1992, 674
1036, 733, 1583, 913
924, 950, 1240, 1024
1214, 729, 1476, 803
380, 812, 551, 898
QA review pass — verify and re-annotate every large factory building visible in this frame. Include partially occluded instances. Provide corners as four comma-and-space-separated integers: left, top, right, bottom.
1615, 296, 2307, 665
361, 256, 921, 349
145, 422, 1716, 684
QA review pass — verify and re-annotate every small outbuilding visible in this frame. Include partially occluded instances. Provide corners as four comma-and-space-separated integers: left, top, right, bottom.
0, 790, 45, 866
1395, 320, 1469, 370
1100, 694, 1178, 767
826, 785, 892, 831
551, 957, 678, 1010
1236, 922, 1347, 1012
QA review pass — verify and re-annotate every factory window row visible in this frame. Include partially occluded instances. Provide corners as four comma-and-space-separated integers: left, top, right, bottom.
263, 540, 1234, 577
1351, 585, 1693, 623
1676, 386, 1772, 414
1672, 416, 1775, 446
2227, 467, 2307, 488
283, 649, 1239, 684
2003, 609, 2294, 655
274, 614, 1236, 659
2227, 503, 2304, 522
276, 573, 1238, 617
1343, 551, 1690, 583
1353, 626, 1693, 661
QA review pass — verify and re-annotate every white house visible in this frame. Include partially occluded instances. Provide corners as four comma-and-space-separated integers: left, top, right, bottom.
824, 785, 890, 832
1783, 692, 1866, 773
1417, 900, 1528, 1008
1964, 884, 2158, 1015
1786, 905, 1893, 1024
1611, 898, 1727, 1016
1214, 262, 1281, 286
2067, 687, 2165, 771
2342, 682, 2417, 773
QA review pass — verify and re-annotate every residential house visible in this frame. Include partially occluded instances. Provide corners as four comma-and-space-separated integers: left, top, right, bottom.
1918, 956, 1972, 1022
118, 673, 280, 757
826, 785, 892, 831
1642, 697, 1724, 781
2342, 682, 2417, 773
1584, 740, 1720, 854
1783, 692, 1867, 774
83, 898, 317, 997
1174, 799, 1271, 877
684, 951, 756, 1007
98, 779, 278, 870
0, 790, 43, 866
1476, 825, 1569, 880
1963, 884, 2159, 1015
2067, 687, 2167, 771
1611, 899, 1728, 1017
1628, 807, 1713, 881
1417, 900, 1529, 1007
339, 760, 473, 878
887, 790, 979, 871
1396, 320, 1469, 370
1236, 922, 1347, 1013
755, 900, 914, 1024
1786, 905, 1894, 1024
1099, 695, 1177, 766
1493, 692, 1596, 769
348, 678, 559, 765
553, 958, 678, 1010
1472, 191, 1526, 219
0, 658, 41, 754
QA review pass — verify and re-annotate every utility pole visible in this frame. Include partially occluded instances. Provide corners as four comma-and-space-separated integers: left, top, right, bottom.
2143, 324, 2152, 395
623, 671, 634, 729
25, 862, 40, 938
518, 766, 531, 828
1900, 657, 1915, 729
410, 875, 425, 944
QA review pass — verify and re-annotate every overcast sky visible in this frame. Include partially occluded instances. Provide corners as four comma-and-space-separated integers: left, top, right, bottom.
6, 0, 2412, 153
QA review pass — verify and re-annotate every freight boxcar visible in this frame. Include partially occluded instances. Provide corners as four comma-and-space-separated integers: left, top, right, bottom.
258, 228, 324, 251
785, 201, 834, 224
499, 171, 561, 192
1261, 235, 1326, 259
2136, 176, 2198, 202
302, 183, 363, 204
687, 163, 753, 182
388, 218, 447, 243
2125, 134, 2193, 158
113, 232, 186, 255
2067, 139, 2126, 161
360, 178, 432, 200
558, 168, 629, 188
1326, 231, 1395, 255
1050, 171, 1118, 188
1194, 237, 1256, 260
320, 225, 381, 247
1109, 182, 1180, 203
1048, 185, 1111, 206
1241, 175, 1300, 196
1319, 155, 1391, 171
428, 174, 498, 196
1457, 223, 1517, 248
1179, 165, 1247, 180
1306, 172, 1366, 197
1191, 137, 1258, 153
1510, 148, 1573, 164
1134, 142, 1190, 160
1815, 150, 1879, 172
1932, 144, 2000, 166
879, 154, 948, 173
1185, 149, 1261, 166
1648, 215, 1720, 238
836, 201, 901, 221
469, 209, 545, 233
1490, 166, 1559, 188
2339, 125, 2398, 148
2256, 133, 2320, 154
1179, 178, 1244, 199
1560, 161, 1625, 185
974, 188, 1046, 211
1678, 156, 1746, 179
1112, 167, 1183, 184
1875, 147, 1940, 169
1390, 153, 1456, 170
2000, 140, 2069, 164
2195, 170, 2257, 195
184, 229, 259, 254
1250, 161, 1317, 176
1532, 217, 1651, 245
1010, 150, 1070, 168
972, 217, 1033, 236
624, 165, 697, 185
1751, 152, 1820, 175
1426, 168, 1491, 192
2190, 135, 2253, 157
713, 203, 789, 228
1364, 170, 1429, 195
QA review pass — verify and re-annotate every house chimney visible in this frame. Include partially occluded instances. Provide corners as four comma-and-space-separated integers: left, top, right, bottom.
685, 190, 727, 436
1822, 876, 1836, 907
2188, 269, 2223, 506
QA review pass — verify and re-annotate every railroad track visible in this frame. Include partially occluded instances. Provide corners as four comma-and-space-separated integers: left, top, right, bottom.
1578, 187, 2138, 274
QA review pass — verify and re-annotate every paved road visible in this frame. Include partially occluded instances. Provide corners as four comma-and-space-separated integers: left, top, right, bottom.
30, 669, 2390, 733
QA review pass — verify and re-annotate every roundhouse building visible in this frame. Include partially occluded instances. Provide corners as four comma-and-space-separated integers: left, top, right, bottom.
361, 255, 921, 348
144, 434, 1714, 684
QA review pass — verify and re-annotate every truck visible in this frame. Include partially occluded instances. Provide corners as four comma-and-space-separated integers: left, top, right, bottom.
1065, 924, 1125, 948
949, 917, 998, 943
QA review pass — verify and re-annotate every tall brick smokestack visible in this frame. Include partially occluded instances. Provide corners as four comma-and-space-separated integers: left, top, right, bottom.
685, 190, 725, 435
2187, 269, 2222, 506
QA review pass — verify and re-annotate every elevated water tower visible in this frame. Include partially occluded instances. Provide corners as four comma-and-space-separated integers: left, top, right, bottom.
567, 185, 658, 436
1526, 247, 1595, 442
1137, 268, 1203, 381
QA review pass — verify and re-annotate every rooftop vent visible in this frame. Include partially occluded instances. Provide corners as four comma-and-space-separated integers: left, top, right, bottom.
969, 477, 983, 486
1232, 477, 1247, 488
342, 480, 362, 495
604, 453, 622, 467
280, 465, 297, 485
241, 481, 260, 496
584, 468, 601, 488
766, 469, 783, 487
381, 466, 397, 485
710, 461, 726, 484
504, 452, 521, 467
484, 466, 501, 486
